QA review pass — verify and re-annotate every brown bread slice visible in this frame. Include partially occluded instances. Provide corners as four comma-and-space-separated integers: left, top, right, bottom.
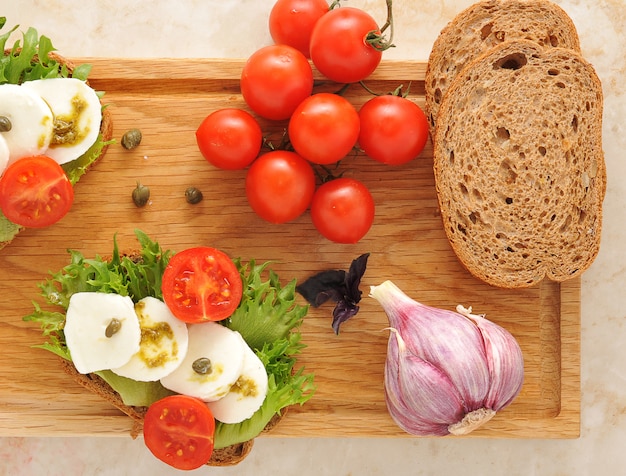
433, 40, 605, 288
0, 50, 113, 250
425, 0, 581, 136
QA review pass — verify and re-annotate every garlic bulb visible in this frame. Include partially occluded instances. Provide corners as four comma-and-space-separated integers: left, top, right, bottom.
370, 280, 524, 436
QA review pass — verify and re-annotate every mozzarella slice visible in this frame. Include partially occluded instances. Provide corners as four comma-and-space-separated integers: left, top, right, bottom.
160, 322, 246, 402
111, 297, 189, 382
0, 135, 9, 175
0, 84, 53, 164
206, 333, 268, 423
22, 78, 102, 165
64, 292, 141, 374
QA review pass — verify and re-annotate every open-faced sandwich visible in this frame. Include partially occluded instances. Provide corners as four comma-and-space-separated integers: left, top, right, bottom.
23, 230, 316, 470
0, 17, 112, 249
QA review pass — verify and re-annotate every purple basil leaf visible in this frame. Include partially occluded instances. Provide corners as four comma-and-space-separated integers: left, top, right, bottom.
332, 302, 360, 335
296, 269, 346, 307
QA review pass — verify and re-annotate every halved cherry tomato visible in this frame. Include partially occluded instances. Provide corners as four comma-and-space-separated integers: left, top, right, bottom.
196, 108, 262, 170
144, 395, 215, 471
310, 177, 375, 243
161, 247, 243, 323
358, 95, 429, 166
240, 44, 313, 121
288, 93, 360, 165
268, 0, 329, 58
245, 150, 315, 224
0, 155, 74, 228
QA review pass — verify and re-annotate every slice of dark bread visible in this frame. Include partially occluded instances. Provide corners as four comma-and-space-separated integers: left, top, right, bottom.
425, 0, 581, 136
0, 50, 113, 250
433, 39, 605, 288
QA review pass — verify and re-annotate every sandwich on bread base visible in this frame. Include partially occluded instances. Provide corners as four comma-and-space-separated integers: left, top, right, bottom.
23, 230, 316, 467
0, 19, 113, 250
432, 39, 605, 288
425, 0, 582, 137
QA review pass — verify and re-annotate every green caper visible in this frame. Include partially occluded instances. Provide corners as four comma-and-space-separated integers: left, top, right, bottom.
121, 128, 142, 150
132, 181, 150, 207
192, 357, 212, 375
0, 116, 11, 132
185, 186, 203, 205
105, 318, 122, 338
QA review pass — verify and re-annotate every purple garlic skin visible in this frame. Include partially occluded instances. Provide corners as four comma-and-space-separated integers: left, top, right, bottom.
370, 281, 524, 436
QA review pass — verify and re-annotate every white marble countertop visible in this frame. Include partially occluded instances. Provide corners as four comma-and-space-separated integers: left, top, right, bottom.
2, 0, 625, 474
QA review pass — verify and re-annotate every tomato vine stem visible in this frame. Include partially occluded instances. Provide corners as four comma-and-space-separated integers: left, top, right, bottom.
366, 0, 395, 51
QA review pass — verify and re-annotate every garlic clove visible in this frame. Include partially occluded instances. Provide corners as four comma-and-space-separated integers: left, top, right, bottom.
370, 281, 490, 412
384, 329, 465, 436
457, 305, 524, 411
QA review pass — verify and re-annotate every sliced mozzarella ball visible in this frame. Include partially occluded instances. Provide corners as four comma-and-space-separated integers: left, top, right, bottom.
0, 135, 9, 175
22, 78, 102, 165
206, 333, 269, 424
160, 322, 246, 402
111, 297, 189, 382
0, 84, 53, 163
64, 292, 141, 374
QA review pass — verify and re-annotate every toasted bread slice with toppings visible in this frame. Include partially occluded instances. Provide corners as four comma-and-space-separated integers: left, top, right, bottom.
433, 40, 604, 288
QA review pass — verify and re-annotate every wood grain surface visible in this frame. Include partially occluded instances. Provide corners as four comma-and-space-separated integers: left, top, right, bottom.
0, 59, 580, 438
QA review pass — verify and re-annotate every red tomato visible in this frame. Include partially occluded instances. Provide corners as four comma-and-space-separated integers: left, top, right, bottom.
0, 155, 74, 228
309, 7, 382, 83
288, 93, 360, 165
245, 150, 315, 223
144, 395, 215, 471
161, 247, 243, 323
196, 108, 262, 170
240, 44, 313, 120
269, 0, 329, 58
310, 177, 375, 243
358, 95, 429, 165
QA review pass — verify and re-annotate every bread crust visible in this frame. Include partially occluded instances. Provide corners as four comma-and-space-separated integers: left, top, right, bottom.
433, 40, 604, 288
0, 50, 113, 250
425, 0, 582, 136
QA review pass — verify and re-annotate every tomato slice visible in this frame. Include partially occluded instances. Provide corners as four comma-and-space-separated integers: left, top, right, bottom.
161, 247, 243, 323
143, 395, 215, 471
0, 155, 74, 228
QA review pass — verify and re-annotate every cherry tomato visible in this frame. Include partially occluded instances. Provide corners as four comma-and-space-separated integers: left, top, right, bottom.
161, 246, 243, 323
358, 95, 429, 166
288, 93, 360, 165
309, 6, 382, 83
269, 0, 329, 58
240, 44, 313, 120
245, 150, 315, 223
144, 395, 215, 471
0, 155, 74, 228
310, 177, 375, 243
196, 108, 262, 170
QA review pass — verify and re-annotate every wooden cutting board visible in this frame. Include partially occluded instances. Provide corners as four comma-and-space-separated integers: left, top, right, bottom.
0, 59, 579, 438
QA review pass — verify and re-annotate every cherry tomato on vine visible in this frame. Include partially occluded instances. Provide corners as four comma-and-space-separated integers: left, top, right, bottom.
358, 95, 429, 165
288, 93, 360, 165
309, 6, 384, 83
196, 108, 262, 170
240, 44, 313, 121
310, 177, 375, 244
144, 395, 215, 471
269, 0, 329, 58
245, 150, 315, 224
161, 246, 243, 323
0, 155, 74, 228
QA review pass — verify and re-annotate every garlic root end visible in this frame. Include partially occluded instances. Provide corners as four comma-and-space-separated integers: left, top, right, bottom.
448, 408, 496, 436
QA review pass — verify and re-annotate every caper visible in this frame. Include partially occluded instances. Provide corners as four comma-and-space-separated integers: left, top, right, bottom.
121, 128, 142, 150
0, 116, 12, 132
105, 318, 122, 338
132, 181, 150, 207
185, 186, 203, 205
192, 357, 212, 375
